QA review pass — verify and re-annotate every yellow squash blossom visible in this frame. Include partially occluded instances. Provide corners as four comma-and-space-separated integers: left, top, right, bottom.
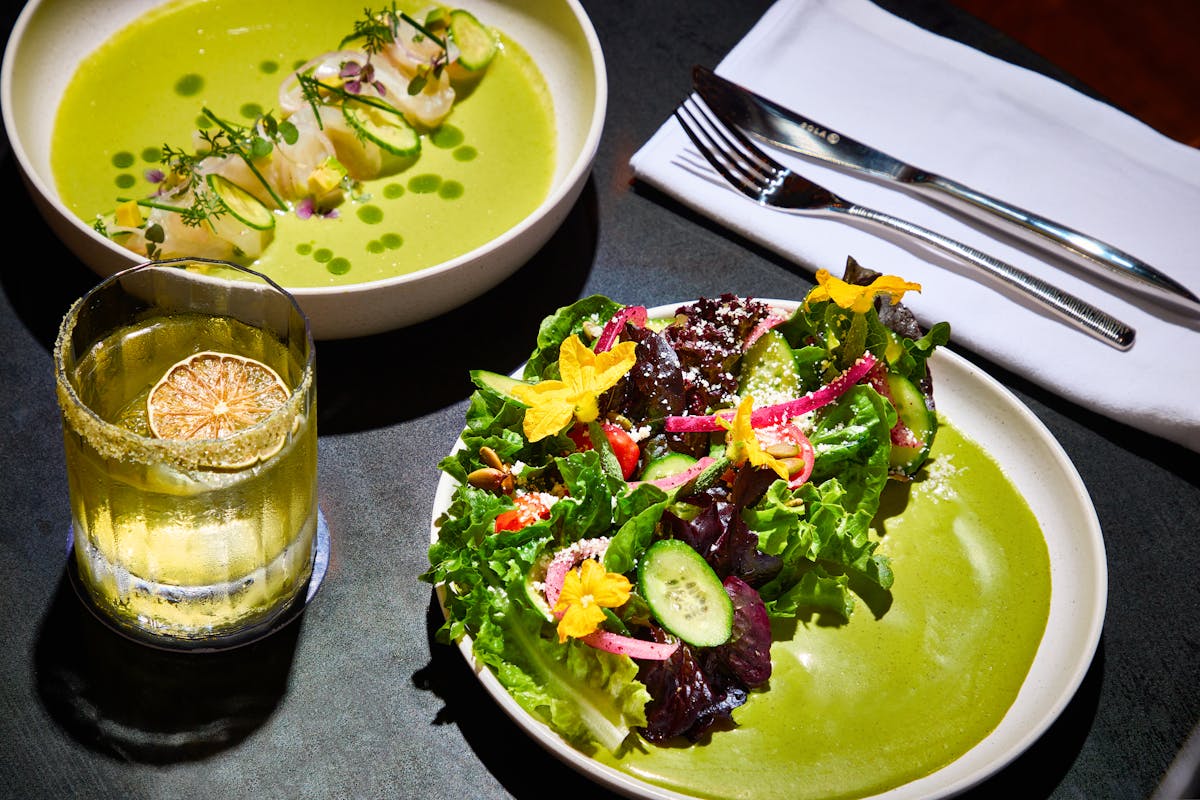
804, 268, 921, 313
553, 558, 632, 643
510, 335, 638, 442
716, 394, 790, 481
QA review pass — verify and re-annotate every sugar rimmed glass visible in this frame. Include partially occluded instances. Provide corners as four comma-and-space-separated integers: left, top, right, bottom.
54, 258, 318, 648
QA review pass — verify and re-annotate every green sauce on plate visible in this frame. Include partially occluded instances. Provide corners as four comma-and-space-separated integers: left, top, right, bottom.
51, 0, 556, 287
594, 421, 1051, 800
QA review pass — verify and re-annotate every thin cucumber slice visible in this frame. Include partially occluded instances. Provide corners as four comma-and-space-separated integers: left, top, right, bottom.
886, 372, 937, 474
470, 369, 530, 405
449, 9, 497, 70
342, 103, 420, 157
638, 539, 732, 647
669, 455, 730, 498
524, 553, 555, 622
738, 329, 800, 402
640, 452, 698, 482
205, 174, 275, 231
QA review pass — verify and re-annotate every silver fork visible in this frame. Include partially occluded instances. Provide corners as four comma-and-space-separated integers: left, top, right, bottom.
674, 94, 1136, 351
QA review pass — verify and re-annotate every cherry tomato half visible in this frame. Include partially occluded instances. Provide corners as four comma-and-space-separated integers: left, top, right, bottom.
494, 492, 553, 532
568, 422, 640, 480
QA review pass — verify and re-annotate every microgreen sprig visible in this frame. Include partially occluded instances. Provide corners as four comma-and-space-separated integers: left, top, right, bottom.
197, 108, 290, 209
338, 5, 450, 96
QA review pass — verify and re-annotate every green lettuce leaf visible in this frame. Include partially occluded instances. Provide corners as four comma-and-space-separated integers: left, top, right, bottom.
741, 384, 894, 619
423, 481, 650, 755
524, 295, 623, 381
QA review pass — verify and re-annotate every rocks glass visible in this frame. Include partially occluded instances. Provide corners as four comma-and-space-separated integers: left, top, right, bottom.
54, 258, 318, 647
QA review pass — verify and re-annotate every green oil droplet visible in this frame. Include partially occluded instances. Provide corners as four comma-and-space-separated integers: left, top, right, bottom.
141, 147, 161, 163
111, 152, 135, 169
296, 243, 313, 256
438, 180, 464, 200
453, 146, 477, 162
366, 240, 385, 254
115, 174, 136, 189
408, 174, 442, 194
313, 248, 333, 263
382, 183, 405, 199
260, 60, 279, 74
241, 103, 264, 119
356, 205, 384, 224
175, 73, 204, 97
381, 233, 403, 249
197, 115, 214, 129
430, 125, 464, 149
327, 258, 351, 275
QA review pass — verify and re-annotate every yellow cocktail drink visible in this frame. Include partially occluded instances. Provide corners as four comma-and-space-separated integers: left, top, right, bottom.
55, 260, 318, 646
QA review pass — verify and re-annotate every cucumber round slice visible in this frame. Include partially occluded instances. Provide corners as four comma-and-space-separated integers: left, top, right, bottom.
638, 539, 732, 647
886, 372, 937, 474
739, 329, 800, 402
342, 104, 420, 157
449, 9, 497, 70
205, 174, 275, 231
639, 452, 697, 482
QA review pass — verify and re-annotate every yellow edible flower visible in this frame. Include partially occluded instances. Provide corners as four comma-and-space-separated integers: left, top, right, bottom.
716, 394, 790, 481
553, 559, 632, 643
510, 335, 637, 442
804, 268, 921, 314
115, 199, 142, 228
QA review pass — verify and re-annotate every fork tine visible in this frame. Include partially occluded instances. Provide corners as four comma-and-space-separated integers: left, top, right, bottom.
674, 98, 760, 200
686, 95, 787, 183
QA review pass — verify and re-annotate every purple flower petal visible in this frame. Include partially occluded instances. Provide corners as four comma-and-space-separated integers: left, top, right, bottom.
296, 197, 315, 219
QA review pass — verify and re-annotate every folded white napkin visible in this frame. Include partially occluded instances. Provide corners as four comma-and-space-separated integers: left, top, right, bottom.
630, 0, 1200, 453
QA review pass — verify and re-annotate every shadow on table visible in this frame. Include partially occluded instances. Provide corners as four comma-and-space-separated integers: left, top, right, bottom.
32, 566, 308, 764
414, 586, 1106, 799
315, 176, 601, 435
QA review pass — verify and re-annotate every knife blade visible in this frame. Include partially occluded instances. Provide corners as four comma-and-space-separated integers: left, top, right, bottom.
692, 64, 1200, 317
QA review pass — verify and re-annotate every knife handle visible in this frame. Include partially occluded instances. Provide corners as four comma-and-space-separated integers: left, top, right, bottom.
911, 173, 1200, 315
839, 204, 1136, 351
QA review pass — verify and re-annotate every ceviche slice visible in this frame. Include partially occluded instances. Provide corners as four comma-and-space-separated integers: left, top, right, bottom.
423, 257, 951, 754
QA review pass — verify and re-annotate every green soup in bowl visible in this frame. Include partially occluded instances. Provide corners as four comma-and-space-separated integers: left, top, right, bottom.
3, 0, 606, 338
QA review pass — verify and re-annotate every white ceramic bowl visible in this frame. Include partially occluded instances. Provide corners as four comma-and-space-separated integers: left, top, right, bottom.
1, 0, 606, 339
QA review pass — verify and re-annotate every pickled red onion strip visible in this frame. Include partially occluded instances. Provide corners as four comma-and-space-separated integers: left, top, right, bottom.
627, 456, 719, 490
664, 352, 878, 433
595, 305, 648, 353
787, 428, 817, 489
581, 630, 679, 660
744, 311, 787, 348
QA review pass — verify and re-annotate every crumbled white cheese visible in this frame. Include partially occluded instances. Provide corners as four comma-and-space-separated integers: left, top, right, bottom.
920, 454, 962, 501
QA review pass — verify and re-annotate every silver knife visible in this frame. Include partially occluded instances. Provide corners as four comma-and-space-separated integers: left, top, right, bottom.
692, 65, 1200, 318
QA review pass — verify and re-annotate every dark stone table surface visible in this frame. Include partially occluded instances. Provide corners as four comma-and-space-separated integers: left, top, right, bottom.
1, 2, 1197, 798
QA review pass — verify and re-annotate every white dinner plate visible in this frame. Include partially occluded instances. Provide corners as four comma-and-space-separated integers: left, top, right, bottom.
429, 299, 1107, 799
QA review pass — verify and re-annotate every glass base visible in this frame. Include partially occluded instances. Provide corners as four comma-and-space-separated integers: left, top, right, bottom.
66, 509, 330, 653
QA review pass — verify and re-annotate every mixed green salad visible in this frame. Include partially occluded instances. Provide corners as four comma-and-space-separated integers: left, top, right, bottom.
422, 258, 951, 754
